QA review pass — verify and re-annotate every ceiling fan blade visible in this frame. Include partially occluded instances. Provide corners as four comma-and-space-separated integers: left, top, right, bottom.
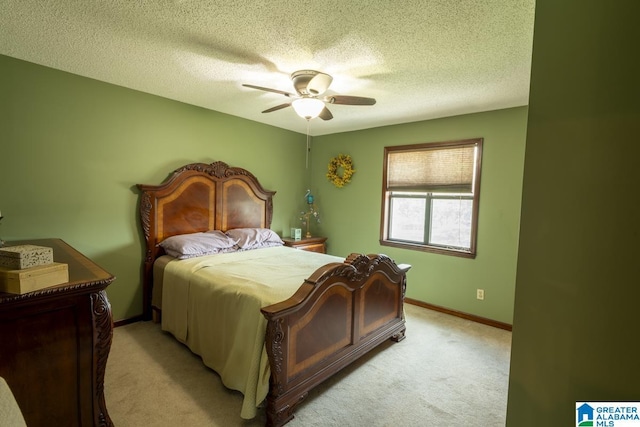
262, 103, 291, 113
307, 73, 333, 96
243, 84, 296, 98
318, 106, 333, 121
326, 95, 376, 105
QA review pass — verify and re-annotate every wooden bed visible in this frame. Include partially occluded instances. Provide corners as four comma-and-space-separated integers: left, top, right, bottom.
137, 161, 410, 426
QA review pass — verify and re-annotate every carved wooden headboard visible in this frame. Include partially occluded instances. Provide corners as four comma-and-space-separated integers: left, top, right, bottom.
137, 161, 276, 320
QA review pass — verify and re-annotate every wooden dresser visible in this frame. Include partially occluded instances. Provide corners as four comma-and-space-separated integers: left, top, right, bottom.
282, 236, 327, 254
0, 238, 115, 427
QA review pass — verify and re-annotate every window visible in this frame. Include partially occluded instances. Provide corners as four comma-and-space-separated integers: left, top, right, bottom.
380, 138, 483, 258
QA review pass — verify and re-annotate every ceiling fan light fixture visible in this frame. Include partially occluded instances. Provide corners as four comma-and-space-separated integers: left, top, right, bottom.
292, 98, 325, 119
244, 70, 375, 122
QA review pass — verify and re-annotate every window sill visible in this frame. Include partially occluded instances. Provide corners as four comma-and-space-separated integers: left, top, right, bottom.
380, 239, 476, 259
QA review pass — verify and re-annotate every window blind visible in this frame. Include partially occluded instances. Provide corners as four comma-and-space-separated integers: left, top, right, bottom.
387, 145, 476, 193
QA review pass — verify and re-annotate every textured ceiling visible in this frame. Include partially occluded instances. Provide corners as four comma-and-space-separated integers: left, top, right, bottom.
1, 1, 535, 136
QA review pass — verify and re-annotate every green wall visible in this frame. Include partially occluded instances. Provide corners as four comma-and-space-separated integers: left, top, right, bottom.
0, 54, 308, 321
1, 54, 528, 325
506, 1, 640, 425
312, 107, 528, 324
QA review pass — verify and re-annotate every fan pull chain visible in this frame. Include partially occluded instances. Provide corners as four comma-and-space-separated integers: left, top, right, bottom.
306, 119, 311, 169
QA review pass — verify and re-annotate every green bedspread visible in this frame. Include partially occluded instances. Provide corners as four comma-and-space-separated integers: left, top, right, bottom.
160, 246, 344, 419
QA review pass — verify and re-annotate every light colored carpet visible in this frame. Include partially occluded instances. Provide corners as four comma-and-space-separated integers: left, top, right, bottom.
104, 304, 511, 426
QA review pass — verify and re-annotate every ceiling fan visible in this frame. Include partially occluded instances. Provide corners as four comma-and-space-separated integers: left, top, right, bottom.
242, 70, 376, 121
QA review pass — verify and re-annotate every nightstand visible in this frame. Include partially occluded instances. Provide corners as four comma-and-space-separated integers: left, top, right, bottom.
282, 236, 327, 254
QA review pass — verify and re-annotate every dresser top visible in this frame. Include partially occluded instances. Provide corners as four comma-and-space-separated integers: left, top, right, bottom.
0, 238, 114, 303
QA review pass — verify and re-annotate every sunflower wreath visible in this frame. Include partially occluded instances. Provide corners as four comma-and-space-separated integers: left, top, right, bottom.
326, 154, 355, 188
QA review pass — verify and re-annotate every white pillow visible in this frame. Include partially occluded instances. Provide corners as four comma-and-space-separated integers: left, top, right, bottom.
224, 228, 284, 250
159, 231, 237, 259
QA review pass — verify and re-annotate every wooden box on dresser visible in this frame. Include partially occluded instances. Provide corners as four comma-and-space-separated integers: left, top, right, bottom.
282, 236, 327, 253
0, 238, 115, 427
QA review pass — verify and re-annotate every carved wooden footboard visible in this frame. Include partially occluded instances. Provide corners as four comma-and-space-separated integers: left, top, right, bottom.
261, 253, 410, 427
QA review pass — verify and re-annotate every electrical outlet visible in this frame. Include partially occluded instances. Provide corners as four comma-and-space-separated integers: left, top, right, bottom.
476, 289, 485, 300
